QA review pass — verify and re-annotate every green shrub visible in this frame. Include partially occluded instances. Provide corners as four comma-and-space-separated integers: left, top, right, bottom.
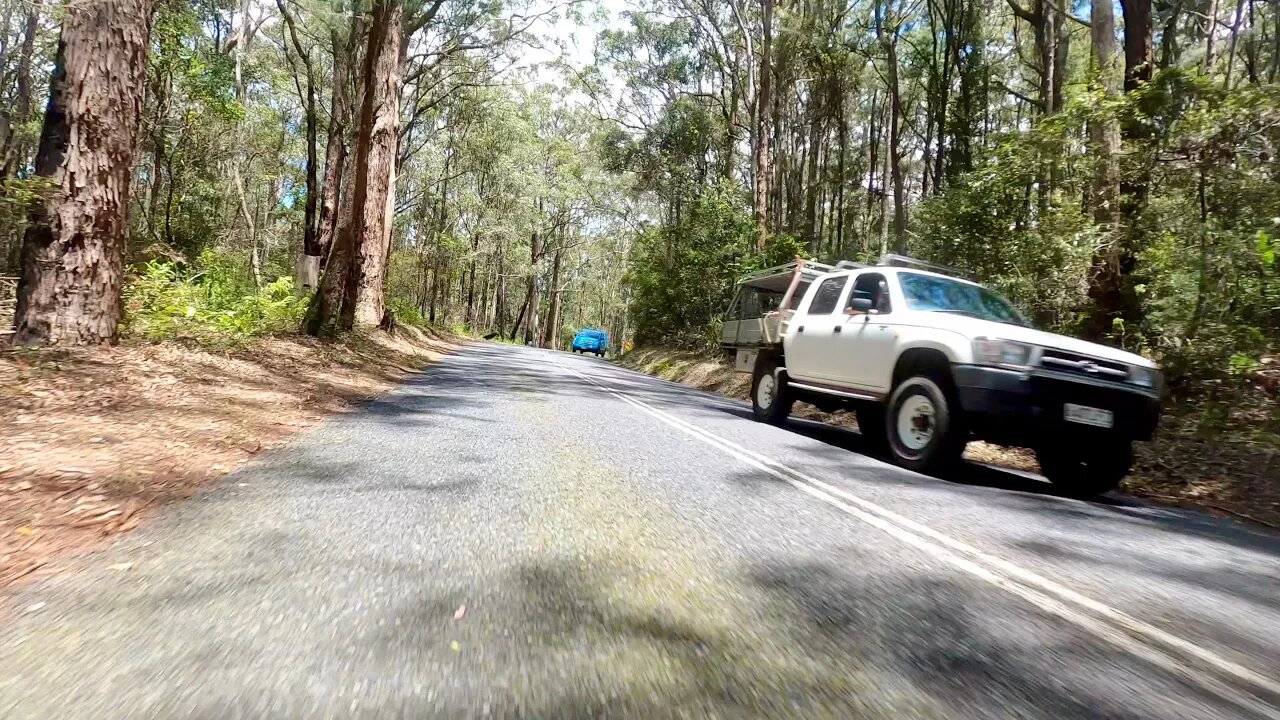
123, 252, 309, 345
387, 297, 428, 328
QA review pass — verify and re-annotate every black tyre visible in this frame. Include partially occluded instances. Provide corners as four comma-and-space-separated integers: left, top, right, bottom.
855, 405, 890, 455
1036, 440, 1132, 496
886, 375, 966, 474
751, 357, 794, 425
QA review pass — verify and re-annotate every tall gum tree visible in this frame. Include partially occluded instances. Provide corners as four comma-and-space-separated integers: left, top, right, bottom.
13, 0, 155, 345
344, 0, 404, 329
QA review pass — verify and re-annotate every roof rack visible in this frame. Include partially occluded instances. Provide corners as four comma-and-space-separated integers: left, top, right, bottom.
834, 260, 869, 270
877, 253, 973, 280
738, 259, 835, 288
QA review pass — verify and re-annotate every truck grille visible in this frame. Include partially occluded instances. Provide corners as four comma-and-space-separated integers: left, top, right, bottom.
1038, 349, 1130, 381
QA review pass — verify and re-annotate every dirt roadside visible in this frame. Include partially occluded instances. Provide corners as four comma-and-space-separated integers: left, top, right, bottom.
615, 348, 1280, 529
0, 328, 460, 587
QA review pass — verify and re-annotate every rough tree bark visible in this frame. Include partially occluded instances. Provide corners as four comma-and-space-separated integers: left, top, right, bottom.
344, 0, 404, 330
13, 0, 155, 345
312, 14, 361, 281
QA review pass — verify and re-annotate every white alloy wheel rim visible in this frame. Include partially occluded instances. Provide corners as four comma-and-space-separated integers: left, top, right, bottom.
757, 373, 776, 409
897, 394, 936, 451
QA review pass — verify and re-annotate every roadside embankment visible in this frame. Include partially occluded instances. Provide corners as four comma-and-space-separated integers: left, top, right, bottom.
0, 328, 461, 587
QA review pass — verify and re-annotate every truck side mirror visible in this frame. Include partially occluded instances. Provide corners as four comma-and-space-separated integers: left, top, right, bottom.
847, 297, 873, 314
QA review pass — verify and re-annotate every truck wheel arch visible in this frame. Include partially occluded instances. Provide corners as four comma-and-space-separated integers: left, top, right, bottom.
893, 348, 954, 389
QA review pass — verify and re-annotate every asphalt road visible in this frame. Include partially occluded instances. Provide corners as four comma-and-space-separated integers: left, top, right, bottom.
3, 342, 1280, 719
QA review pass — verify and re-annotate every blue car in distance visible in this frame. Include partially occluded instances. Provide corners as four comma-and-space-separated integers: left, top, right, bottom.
571, 328, 608, 356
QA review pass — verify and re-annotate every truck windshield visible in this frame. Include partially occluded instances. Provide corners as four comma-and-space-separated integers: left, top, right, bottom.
898, 272, 1024, 326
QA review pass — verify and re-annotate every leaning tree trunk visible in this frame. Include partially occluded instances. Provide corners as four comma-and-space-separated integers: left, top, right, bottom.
312, 14, 359, 279
345, 0, 404, 330
13, 0, 155, 346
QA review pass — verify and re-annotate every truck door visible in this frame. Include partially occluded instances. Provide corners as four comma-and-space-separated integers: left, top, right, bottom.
832, 272, 898, 392
785, 274, 848, 382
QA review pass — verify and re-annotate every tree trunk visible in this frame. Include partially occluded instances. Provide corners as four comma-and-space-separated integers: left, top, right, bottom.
277, 0, 319, 261
465, 233, 479, 324
1084, 0, 1125, 340
1083, 0, 1154, 342
542, 243, 563, 349
1223, 0, 1246, 87
345, 0, 404, 330
878, 0, 907, 249
1, 0, 42, 177
1204, 0, 1220, 73
313, 16, 359, 276
803, 97, 822, 253
1120, 0, 1154, 92
835, 86, 847, 256
13, 0, 155, 345
309, 140, 359, 334
753, 0, 774, 251
524, 227, 541, 345
494, 241, 505, 336
865, 89, 879, 247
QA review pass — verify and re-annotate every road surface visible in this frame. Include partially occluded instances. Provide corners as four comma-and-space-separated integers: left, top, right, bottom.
3, 343, 1280, 719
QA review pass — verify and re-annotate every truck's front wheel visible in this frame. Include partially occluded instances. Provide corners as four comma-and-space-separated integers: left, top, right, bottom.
886, 375, 966, 474
751, 358, 793, 425
1036, 440, 1132, 497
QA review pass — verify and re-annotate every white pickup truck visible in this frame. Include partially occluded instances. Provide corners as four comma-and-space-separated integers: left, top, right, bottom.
722, 256, 1162, 495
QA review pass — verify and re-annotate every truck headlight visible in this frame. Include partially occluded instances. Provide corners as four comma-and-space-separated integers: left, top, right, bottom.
1129, 365, 1163, 391
972, 337, 1033, 369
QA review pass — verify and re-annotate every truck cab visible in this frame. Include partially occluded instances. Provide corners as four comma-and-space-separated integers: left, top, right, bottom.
726, 256, 1162, 496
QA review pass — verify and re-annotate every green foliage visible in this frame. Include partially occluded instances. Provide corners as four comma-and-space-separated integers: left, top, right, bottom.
387, 297, 428, 329
909, 131, 1098, 332
626, 181, 804, 349
911, 74, 1280, 390
123, 251, 309, 346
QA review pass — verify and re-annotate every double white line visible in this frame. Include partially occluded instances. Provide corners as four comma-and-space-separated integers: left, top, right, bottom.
554, 356, 1280, 719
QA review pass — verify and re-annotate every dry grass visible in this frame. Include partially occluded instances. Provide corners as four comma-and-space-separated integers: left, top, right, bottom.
0, 327, 461, 586
617, 348, 1279, 528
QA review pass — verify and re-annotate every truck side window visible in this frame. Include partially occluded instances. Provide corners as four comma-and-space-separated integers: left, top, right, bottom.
807, 276, 848, 315
789, 282, 811, 310
738, 288, 756, 319
848, 273, 892, 314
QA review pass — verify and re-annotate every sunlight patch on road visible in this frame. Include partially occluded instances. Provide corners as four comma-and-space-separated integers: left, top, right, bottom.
513, 397, 938, 718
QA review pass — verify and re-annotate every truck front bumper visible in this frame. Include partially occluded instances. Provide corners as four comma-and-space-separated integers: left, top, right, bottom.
952, 365, 1161, 444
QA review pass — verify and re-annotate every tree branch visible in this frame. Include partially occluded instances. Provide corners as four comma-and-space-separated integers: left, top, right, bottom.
1005, 0, 1038, 24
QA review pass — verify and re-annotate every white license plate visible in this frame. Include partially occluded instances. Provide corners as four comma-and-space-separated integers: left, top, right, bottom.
1063, 403, 1114, 428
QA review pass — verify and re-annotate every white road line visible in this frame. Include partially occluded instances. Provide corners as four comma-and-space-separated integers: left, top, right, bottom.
551, 355, 1280, 719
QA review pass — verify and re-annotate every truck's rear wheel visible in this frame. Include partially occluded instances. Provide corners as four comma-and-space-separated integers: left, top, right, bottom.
886, 375, 966, 474
751, 358, 793, 425
1036, 440, 1131, 497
